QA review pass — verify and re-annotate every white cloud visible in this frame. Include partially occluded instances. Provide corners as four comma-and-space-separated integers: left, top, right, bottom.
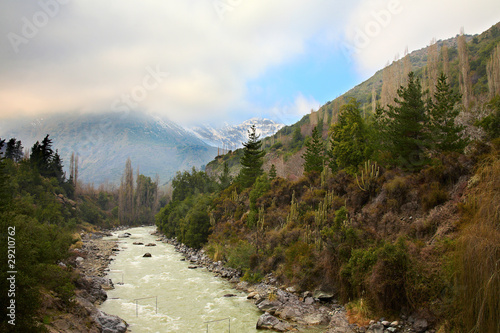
0, 0, 351, 124
268, 93, 320, 125
0, 0, 498, 124
344, 0, 500, 77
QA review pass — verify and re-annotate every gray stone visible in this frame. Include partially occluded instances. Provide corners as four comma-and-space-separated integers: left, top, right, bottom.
304, 297, 314, 305
256, 313, 291, 332
368, 323, 384, 333
390, 321, 399, 327
382, 320, 391, 326
143, 253, 152, 257
313, 289, 335, 301
414, 318, 428, 332
95, 310, 128, 333
387, 327, 397, 333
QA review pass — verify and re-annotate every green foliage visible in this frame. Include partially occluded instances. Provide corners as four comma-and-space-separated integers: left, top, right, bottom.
379, 72, 430, 169
269, 164, 277, 180
226, 240, 255, 272
342, 239, 409, 312
477, 95, 500, 139
329, 98, 371, 173
302, 126, 325, 173
238, 125, 265, 188
428, 73, 468, 153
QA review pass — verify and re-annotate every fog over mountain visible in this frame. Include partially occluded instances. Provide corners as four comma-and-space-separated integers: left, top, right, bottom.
0, 112, 218, 185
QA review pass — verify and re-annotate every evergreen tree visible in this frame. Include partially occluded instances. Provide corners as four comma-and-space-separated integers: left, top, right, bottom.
5, 138, 23, 162
302, 126, 324, 173
428, 73, 467, 153
269, 164, 277, 180
50, 150, 65, 183
384, 72, 430, 169
329, 98, 370, 173
238, 125, 265, 188
218, 162, 232, 190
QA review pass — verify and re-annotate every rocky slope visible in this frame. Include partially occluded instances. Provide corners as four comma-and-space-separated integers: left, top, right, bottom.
42, 232, 128, 333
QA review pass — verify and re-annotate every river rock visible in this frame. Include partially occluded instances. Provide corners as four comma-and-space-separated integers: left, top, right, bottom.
133, 242, 144, 245
367, 323, 384, 333
118, 233, 129, 238
256, 313, 292, 332
94, 310, 128, 333
143, 253, 152, 257
145, 243, 156, 247
224, 294, 237, 297
313, 289, 335, 301
304, 297, 314, 305
326, 309, 355, 333
413, 318, 428, 332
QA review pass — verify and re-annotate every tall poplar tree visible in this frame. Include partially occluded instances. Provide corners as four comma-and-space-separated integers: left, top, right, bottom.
238, 125, 265, 188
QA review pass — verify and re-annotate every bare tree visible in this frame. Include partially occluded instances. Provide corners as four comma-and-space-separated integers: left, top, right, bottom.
487, 43, 500, 98
458, 27, 472, 108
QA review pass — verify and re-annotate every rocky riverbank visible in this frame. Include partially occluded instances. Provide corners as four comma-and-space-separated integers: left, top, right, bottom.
42, 231, 128, 333
154, 231, 436, 333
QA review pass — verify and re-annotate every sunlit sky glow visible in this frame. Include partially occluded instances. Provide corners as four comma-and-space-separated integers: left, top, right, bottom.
0, 0, 499, 126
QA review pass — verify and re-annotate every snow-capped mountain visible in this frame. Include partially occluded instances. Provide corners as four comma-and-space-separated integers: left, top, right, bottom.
190, 118, 284, 150
1, 112, 217, 185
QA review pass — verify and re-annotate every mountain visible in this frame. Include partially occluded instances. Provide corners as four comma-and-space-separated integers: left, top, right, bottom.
190, 118, 284, 150
0, 112, 217, 185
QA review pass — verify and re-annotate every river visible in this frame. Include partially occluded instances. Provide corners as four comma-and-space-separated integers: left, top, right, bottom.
99, 226, 265, 332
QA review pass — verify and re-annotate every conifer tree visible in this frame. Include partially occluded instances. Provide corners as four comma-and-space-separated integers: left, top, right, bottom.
428, 73, 467, 153
5, 138, 23, 162
383, 72, 429, 168
303, 126, 324, 174
238, 125, 265, 188
218, 162, 232, 190
329, 98, 370, 173
269, 164, 277, 180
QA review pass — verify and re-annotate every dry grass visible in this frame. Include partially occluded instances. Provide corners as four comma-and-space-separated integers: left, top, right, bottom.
346, 298, 373, 327
454, 151, 500, 333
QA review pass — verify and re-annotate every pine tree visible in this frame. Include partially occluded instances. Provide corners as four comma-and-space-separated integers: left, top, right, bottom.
428, 73, 467, 153
303, 126, 325, 174
218, 162, 232, 190
50, 150, 65, 183
269, 164, 277, 180
384, 72, 430, 169
329, 98, 370, 173
5, 138, 23, 162
238, 125, 265, 188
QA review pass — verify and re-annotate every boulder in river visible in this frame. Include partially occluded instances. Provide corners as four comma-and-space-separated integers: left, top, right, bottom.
143, 253, 152, 257
133, 242, 144, 245
145, 243, 156, 247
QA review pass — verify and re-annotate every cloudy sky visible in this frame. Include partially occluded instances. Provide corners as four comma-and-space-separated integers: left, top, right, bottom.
0, 0, 499, 126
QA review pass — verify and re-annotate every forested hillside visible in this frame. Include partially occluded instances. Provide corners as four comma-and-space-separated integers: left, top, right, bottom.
156, 22, 500, 332
0, 135, 163, 331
